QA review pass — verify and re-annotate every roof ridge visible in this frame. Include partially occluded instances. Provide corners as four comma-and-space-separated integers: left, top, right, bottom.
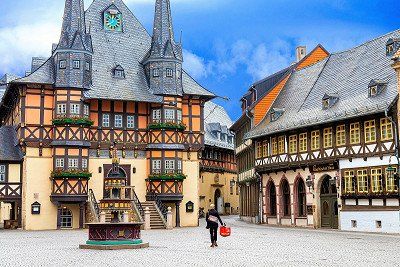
330, 29, 400, 56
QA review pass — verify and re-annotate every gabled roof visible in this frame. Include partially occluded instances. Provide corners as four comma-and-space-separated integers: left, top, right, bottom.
204, 102, 234, 150
10, 0, 214, 102
246, 30, 400, 139
0, 126, 23, 162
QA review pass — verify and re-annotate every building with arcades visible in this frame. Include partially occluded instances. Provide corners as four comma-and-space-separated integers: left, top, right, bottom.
0, 0, 224, 230
242, 31, 400, 233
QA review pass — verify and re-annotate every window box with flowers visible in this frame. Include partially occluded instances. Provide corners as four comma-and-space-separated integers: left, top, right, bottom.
51, 169, 92, 179
52, 117, 94, 127
147, 122, 186, 131
147, 173, 187, 181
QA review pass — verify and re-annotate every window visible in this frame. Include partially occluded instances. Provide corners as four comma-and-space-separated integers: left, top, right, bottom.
278, 136, 285, 154
152, 109, 161, 123
177, 110, 182, 123
164, 109, 175, 122
364, 120, 376, 143
57, 104, 67, 115
282, 180, 291, 216
357, 170, 368, 193
336, 125, 346, 146
322, 99, 329, 109
166, 68, 173, 77
271, 137, 278, 156
70, 104, 80, 116
152, 160, 161, 174
85, 62, 91, 71
102, 114, 110, 127
299, 133, 307, 152
55, 158, 64, 169
371, 168, 383, 193
297, 180, 306, 217
127, 116, 135, 129
369, 85, 378, 96
0, 165, 6, 182
114, 115, 123, 128
83, 105, 89, 117
262, 141, 268, 157
344, 170, 355, 193
350, 123, 360, 144
82, 159, 88, 170
323, 128, 333, 148
165, 160, 175, 173
114, 69, 124, 78
380, 118, 393, 141
289, 135, 297, 154
59, 60, 67, 69
68, 158, 79, 169
311, 131, 320, 150
153, 68, 160, 77
177, 160, 182, 173
386, 167, 398, 193
256, 142, 262, 159
72, 60, 80, 69
268, 182, 277, 216
387, 44, 394, 55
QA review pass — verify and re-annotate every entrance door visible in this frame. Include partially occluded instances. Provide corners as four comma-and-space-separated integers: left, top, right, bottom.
320, 176, 338, 229
214, 189, 223, 214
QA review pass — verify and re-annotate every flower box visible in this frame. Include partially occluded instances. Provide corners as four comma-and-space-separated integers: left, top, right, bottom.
52, 117, 94, 127
147, 122, 186, 131
51, 170, 92, 179
147, 173, 187, 181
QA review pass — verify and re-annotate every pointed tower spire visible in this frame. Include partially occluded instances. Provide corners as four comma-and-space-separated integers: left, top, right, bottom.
54, 0, 93, 89
143, 0, 183, 96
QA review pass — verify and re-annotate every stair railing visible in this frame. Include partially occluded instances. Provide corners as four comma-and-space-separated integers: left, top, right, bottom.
88, 189, 100, 221
147, 191, 168, 223
129, 187, 144, 221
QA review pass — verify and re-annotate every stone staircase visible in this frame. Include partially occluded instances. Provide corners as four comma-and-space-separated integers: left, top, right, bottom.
142, 201, 166, 229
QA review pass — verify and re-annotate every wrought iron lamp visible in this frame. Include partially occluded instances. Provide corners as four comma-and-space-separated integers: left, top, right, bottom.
306, 175, 315, 192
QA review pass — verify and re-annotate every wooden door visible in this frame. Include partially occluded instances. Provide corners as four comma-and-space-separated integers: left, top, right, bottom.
320, 176, 339, 229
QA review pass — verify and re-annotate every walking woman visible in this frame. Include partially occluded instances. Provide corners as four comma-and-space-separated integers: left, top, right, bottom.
206, 204, 223, 248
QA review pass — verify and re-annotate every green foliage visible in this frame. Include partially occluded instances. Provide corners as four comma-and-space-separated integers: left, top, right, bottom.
52, 117, 94, 127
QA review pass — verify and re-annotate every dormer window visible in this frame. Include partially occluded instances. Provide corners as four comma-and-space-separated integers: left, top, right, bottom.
322, 93, 339, 110
59, 60, 66, 69
368, 80, 387, 97
270, 108, 284, 122
386, 38, 399, 57
72, 60, 80, 69
113, 65, 125, 79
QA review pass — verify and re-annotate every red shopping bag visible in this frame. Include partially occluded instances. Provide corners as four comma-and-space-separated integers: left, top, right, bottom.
220, 225, 231, 237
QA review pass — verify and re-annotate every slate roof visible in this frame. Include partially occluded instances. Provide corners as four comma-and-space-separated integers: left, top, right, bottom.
0, 126, 23, 162
246, 30, 400, 139
12, 0, 214, 102
0, 74, 19, 101
204, 102, 234, 150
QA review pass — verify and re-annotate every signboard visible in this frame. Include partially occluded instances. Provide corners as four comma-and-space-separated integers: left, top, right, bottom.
309, 162, 339, 173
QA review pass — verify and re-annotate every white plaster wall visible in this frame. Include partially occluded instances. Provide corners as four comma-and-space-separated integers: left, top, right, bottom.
340, 211, 400, 233
339, 156, 393, 169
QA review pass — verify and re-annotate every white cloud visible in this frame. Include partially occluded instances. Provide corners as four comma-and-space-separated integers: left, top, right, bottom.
182, 50, 214, 80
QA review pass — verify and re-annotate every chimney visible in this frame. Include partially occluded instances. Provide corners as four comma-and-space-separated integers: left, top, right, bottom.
296, 46, 307, 62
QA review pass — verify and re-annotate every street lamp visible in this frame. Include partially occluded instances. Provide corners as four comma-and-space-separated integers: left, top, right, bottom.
306, 175, 315, 193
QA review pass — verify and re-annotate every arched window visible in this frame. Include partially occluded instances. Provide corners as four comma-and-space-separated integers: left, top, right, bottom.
297, 179, 306, 217
281, 180, 291, 216
60, 208, 73, 229
268, 182, 277, 216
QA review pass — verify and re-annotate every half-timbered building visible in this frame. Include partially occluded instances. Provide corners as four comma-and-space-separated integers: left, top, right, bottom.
199, 102, 238, 216
0, 0, 217, 230
245, 31, 400, 233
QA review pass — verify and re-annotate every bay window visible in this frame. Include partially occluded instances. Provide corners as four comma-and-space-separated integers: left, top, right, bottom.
0, 165, 6, 182
152, 160, 161, 174
152, 109, 161, 123
70, 103, 80, 116
164, 109, 175, 123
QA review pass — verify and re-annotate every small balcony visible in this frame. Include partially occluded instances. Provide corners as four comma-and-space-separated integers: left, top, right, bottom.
146, 174, 184, 201
50, 170, 91, 203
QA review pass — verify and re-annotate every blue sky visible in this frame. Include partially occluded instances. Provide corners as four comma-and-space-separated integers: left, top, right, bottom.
1, 0, 399, 120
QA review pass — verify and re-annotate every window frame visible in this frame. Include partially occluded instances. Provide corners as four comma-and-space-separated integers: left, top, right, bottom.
323, 128, 333, 148
289, 135, 297, 154
72, 60, 80, 69
370, 168, 383, 193
350, 122, 360, 144
344, 170, 355, 193
380, 118, 393, 141
278, 136, 285, 154
0, 164, 7, 183
357, 169, 368, 194
153, 68, 160, 77
262, 140, 268, 157
59, 60, 67, 69
127, 115, 135, 129
70, 103, 80, 116
164, 109, 175, 123
82, 159, 88, 170
57, 104, 67, 116
386, 167, 398, 193
85, 61, 91, 71
152, 109, 161, 123
364, 120, 376, 143
68, 158, 79, 170
299, 133, 307, 152
102, 114, 110, 128
152, 160, 162, 174
166, 68, 173, 77
336, 125, 346, 146
83, 104, 90, 117
165, 160, 175, 173
311, 130, 320, 151
114, 114, 123, 128
55, 158, 65, 169
271, 137, 278, 156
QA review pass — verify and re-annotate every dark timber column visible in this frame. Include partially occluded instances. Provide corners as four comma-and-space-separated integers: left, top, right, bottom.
79, 203, 85, 229
175, 202, 181, 227
57, 204, 62, 229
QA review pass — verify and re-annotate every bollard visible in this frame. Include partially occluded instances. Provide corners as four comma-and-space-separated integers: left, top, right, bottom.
100, 211, 106, 223
167, 207, 173, 230
144, 207, 151, 230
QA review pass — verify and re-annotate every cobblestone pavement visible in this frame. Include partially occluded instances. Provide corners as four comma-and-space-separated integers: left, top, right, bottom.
1, 216, 399, 267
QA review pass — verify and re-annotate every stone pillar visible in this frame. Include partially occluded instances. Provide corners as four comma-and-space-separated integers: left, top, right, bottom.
122, 211, 129, 223
57, 204, 62, 229
144, 207, 151, 230
100, 211, 106, 223
175, 202, 181, 227
166, 207, 173, 230
79, 203, 85, 229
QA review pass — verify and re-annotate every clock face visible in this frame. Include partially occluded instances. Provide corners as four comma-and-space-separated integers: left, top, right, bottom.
104, 12, 122, 31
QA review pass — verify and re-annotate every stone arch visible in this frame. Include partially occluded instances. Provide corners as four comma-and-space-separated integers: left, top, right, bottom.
279, 178, 291, 217
293, 175, 307, 218
265, 179, 277, 216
